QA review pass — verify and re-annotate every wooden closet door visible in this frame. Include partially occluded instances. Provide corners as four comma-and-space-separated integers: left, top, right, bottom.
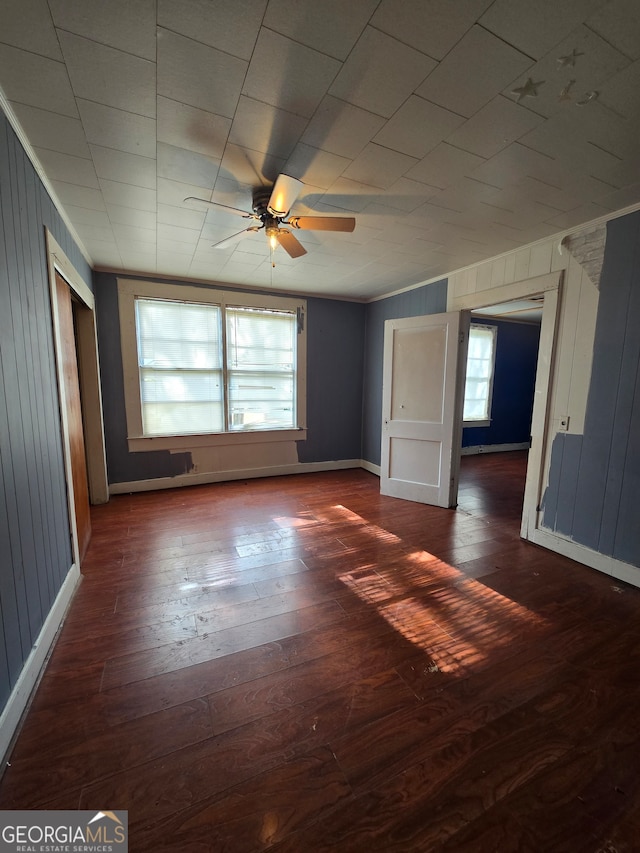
55, 271, 91, 561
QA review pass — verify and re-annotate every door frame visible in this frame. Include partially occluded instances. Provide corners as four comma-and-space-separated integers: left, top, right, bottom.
449, 270, 563, 540
46, 230, 108, 565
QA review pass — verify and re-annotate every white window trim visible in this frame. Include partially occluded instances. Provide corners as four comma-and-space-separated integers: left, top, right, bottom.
463, 322, 497, 427
118, 278, 307, 452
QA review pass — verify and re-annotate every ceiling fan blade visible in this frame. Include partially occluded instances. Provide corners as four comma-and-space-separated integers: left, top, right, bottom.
184, 197, 253, 218
267, 174, 303, 217
213, 226, 261, 250
288, 215, 356, 233
275, 229, 307, 258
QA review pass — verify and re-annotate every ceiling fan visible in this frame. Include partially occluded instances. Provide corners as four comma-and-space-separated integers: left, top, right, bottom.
185, 174, 356, 259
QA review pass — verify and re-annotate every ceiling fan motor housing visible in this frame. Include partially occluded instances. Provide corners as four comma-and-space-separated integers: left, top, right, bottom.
252, 188, 275, 219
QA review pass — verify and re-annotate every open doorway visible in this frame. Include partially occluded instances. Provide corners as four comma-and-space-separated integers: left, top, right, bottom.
450, 271, 562, 542
458, 297, 543, 526
379, 270, 561, 545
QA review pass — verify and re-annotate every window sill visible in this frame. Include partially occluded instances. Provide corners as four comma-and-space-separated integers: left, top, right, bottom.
463, 419, 491, 428
127, 428, 307, 453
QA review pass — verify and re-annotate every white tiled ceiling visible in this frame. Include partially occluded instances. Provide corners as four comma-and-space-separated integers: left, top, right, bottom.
1, 0, 639, 300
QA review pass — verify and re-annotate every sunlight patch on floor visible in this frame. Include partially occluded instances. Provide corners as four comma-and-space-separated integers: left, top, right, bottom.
332, 506, 548, 674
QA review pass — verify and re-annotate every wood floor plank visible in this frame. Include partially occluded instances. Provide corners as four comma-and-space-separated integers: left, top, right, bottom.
101, 599, 350, 689
133, 747, 352, 852
2, 453, 640, 851
3, 698, 212, 809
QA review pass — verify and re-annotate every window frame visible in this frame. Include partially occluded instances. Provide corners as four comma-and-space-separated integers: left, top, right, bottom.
118, 278, 307, 452
463, 322, 497, 428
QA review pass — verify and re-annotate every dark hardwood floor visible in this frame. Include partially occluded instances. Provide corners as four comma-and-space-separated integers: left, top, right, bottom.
2, 451, 640, 851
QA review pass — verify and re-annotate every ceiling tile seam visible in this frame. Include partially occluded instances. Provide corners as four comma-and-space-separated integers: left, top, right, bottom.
365, 22, 440, 64
154, 0, 159, 218
516, 142, 624, 191
584, 173, 624, 192
467, 175, 504, 191
433, 140, 490, 163
155, 24, 252, 66
587, 140, 624, 163
472, 22, 540, 64
30, 143, 93, 162
3, 98, 81, 124
484, 219, 523, 233
89, 144, 156, 166
258, 23, 357, 66
595, 99, 629, 123
481, 201, 516, 214
0, 38, 69, 65
155, 94, 232, 128
321, 93, 388, 123
74, 94, 158, 123
528, 175, 564, 191
93, 174, 157, 193
511, 141, 557, 162
239, 64, 344, 126
582, 21, 635, 64
411, 93, 467, 120
53, 27, 158, 67
42, 0, 65, 62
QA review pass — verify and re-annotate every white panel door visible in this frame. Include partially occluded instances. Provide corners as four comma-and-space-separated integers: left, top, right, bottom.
380, 312, 467, 507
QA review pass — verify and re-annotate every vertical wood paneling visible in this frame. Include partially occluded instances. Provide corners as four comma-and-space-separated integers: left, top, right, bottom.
548, 257, 582, 423
554, 434, 582, 536
0, 346, 27, 690
8, 127, 44, 639
541, 433, 563, 530
613, 360, 640, 565
0, 116, 34, 663
567, 268, 599, 435
598, 244, 640, 557
571, 215, 638, 551
0, 108, 91, 714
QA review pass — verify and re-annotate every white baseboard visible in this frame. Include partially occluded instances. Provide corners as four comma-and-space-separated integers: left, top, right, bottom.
360, 459, 381, 476
461, 442, 530, 456
0, 563, 81, 764
109, 459, 363, 494
531, 527, 640, 590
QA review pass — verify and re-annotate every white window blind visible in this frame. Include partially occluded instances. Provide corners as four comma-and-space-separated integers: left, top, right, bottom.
136, 298, 223, 436
226, 306, 296, 431
463, 324, 497, 422
134, 298, 297, 437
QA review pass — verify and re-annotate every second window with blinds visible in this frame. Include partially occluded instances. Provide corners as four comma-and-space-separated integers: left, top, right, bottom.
118, 279, 306, 448
463, 323, 497, 427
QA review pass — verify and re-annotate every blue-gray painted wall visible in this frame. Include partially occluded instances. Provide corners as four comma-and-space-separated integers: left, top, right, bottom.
361, 280, 448, 466
462, 318, 540, 449
297, 296, 365, 463
93, 273, 366, 481
542, 211, 640, 566
0, 109, 92, 713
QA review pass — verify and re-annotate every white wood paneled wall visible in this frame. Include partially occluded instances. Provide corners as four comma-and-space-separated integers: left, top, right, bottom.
446, 221, 640, 588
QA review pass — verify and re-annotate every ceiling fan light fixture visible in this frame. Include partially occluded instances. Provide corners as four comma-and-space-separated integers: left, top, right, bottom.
266, 226, 279, 250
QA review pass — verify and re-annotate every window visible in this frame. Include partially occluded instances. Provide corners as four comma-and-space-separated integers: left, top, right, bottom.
226, 306, 296, 432
136, 298, 224, 436
118, 279, 306, 450
463, 323, 497, 425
